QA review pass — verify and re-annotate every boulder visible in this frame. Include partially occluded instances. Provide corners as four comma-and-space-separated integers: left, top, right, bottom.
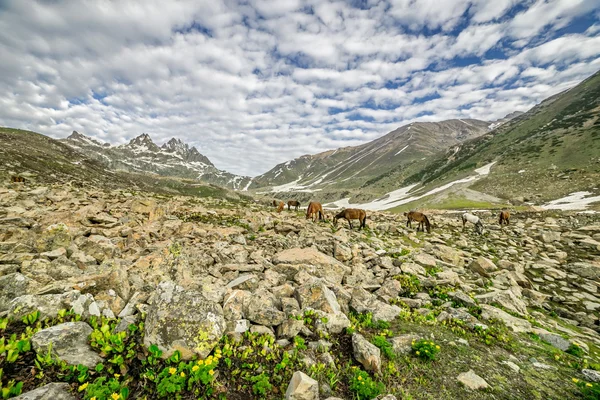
468, 257, 497, 277
31, 322, 103, 368
352, 333, 381, 374
475, 288, 528, 316
272, 248, 349, 285
0, 273, 36, 312
295, 280, 341, 314
144, 281, 226, 360
479, 304, 532, 333
12, 382, 76, 400
285, 371, 319, 400
457, 370, 489, 390
9, 291, 84, 319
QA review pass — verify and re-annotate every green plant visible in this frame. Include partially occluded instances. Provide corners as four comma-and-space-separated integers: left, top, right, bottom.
249, 372, 272, 398
293, 336, 307, 351
411, 339, 440, 361
566, 343, 585, 358
393, 274, 422, 297
82, 376, 129, 400
21, 311, 40, 326
168, 241, 182, 257
574, 378, 600, 400
0, 369, 23, 399
349, 369, 385, 400
371, 335, 396, 360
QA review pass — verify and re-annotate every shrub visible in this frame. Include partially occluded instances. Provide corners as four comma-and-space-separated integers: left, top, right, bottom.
349, 369, 385, 400
412, 339, 440, 361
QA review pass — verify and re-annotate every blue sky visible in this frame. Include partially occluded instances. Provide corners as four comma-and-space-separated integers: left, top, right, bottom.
0, 0, 599, 176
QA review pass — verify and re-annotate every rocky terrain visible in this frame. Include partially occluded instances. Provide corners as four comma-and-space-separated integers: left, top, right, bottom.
1, 176, 600, 399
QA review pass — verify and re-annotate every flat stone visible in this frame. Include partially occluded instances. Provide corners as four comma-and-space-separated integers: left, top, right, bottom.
285, 371, 319, 400
31, 322, 103, 368
12, 382, 76, 400
457, 370, 489, 390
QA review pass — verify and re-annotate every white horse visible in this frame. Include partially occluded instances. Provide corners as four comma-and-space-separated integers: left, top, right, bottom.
462, 213, 484, 234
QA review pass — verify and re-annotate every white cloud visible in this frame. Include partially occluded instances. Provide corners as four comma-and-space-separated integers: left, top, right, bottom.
0, 0, 598, 176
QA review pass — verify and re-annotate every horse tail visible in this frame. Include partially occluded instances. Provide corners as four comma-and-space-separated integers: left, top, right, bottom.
424, 215, 431, 233
318, 210, 323, 220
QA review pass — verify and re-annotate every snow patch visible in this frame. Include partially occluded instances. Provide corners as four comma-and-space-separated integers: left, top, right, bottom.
395, 145, 409, 156
542, 192, 600, 211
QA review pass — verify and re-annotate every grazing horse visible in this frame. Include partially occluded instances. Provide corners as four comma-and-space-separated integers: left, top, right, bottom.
277, 201, 285, 213
287, 200, 301, 211
306, 201, 324, 222
462, 213, 484, 234
499, 210, 510, 226
404, 211, 432, 233
272, 200, 278, 207
334, 208, 367, 230
11, 176, 25, 183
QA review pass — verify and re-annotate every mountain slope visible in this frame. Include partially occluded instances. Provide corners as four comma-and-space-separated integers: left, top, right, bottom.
0, 127, 251, 201
63, 132, 252, 190
251, 118, 493, 201
403, 70, 600, 203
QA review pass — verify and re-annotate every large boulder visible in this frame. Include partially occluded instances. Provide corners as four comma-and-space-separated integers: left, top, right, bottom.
468, 257, 497, 277
0, 273, 36, 312
9, 291, 85, 319
144, 281, 226, 359
245, 288, 286, 326
31, 322, 103, 368
457, 370, 489, 390
565, 262, 600, 280
432, 245, 464, 268
285, 371, 319, 400
479, 304, 532, 333
272, 248, 350, 285
79, 235, 119, 263
475, 288, 528, 316
352, 333, 381, 374
295, 280, 341, 314
12, 382, 76, 400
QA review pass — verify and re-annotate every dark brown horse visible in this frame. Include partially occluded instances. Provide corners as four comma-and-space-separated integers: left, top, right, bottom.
306, 201, 324, 222
404, 211, 431, 233
287, 200, 301, 211
334, 208, 367, 230
499, 210, 510, 226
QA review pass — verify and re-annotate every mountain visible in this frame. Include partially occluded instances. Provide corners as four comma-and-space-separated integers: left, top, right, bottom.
400, 70, 600, 204
63, 132, 252, 190
251, 118, 495, 202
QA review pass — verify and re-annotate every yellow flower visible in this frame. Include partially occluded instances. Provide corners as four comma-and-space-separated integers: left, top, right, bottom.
180, 372, 186, 377
197, 359, 204, 365
192, 365, 200, 372
111, 394, 120, 400
587, 383, 593, 387
169, 367, 177, 375
114, 374, 120, 379
91, 398, 96, 400
357, 376, 362, 381
361, 382, 364, 385
78, 382, 89, 392
209, 369, 215, 376
416, 351, 420, 355
573, 378, 580, 383
436, 345, 440, 350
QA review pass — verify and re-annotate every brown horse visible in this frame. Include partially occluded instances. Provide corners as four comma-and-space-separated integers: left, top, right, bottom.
11, 176, 25, 183
277, 201, 285, 213
334, 208, 367, 230
404, 211, 431, 233
499, 210, 510, 226
272, 200, 278, 207
287, 200, 301, 211
306, 201, 324, 222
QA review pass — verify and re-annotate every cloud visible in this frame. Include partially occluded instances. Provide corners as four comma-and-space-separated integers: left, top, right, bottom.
0, 0, 598, 177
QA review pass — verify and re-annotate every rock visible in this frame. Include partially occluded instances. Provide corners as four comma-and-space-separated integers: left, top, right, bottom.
582, 369, 600, 383
566, 263, 600, 279
12, 382, 76, 400
0, 273, 36, 312
296, 280, 341, 314
278, 319, 305, 339
475, 288, 528, 315
333, 242, 352, 262
285, 371, 319, 400
40, 247, 67, 260
380, 396, 398, 400
79, 235, 118, 263
374, 279, 402, 302
9, 291, 83, 319
31, 322, 103, 368
414, 253, 437, 267
246, 289, 286, 326
541, 231, 561, 243
433, 245, 464, 267
457, 370, 489, 390
479, 304, 532, 333
448, 291, 477, 308
468, 257, 497, 277
503, 361, 520, 373
352, 333, 381, 374
272, 248, 350, 285
388, 334, 419, 355
144, 281, 226, 360
539, 332, 571, 351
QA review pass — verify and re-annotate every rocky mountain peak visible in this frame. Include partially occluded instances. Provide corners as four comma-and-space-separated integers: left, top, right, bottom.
126, 133, 160, 152
161, 137, 214, 166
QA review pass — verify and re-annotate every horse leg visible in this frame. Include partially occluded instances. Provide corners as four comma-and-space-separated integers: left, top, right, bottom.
348, 220, 353, 230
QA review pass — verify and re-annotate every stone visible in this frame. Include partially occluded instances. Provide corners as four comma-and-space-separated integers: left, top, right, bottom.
414, 253, 437, 267
144, 281, 226, 360
388, 334, 419, 355
8, 291, 84, 319
539, 332, 571, 351
12, 382, 76, 400
333, 242, 352, 262
0, 273, 36, 312
433, 245, 464, 267
374, 279, 402, 302
401, 262, 426, 276
475, 288, 528, 315
278, 319, 306, 339
457, 370, 489, 390
468, 257, 497, 277
479, 304, 532, 333
31, 322, 103, 368
352, 333, 381, 374
448, 291, 477, 308
40, 247, 67, 260
541, 231, 561, 243
566, 263, 600, 279
296, 280, 341, 314
583, 369, 600, 383
272, 248, 350, 285
285, 371, 319, 400
246, 290, 286, 326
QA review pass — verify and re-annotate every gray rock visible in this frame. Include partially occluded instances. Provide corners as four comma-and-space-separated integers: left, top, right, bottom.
9, 291, 83, 319
583, 369, 600, 383
40, 247, 67, 260
285, 371, 319, 400
278, 319, 305, 339
272, 248, 350, 285
539, 332, 571, 351
352, 333, 381, 374
449, 291, 477, 308
31, 322, 103, 368
479, 304, 531, 333
144, 281, 226, 360
541, 231, 561, 243
457, 370, 489, 390
296, 280, 341, 314
388, 334, 419, 355
475, 288, 528, 315
12, 382, 76, 400
246, 289, 286, 326
469, 257, 498, 277
0, 273, 36, 312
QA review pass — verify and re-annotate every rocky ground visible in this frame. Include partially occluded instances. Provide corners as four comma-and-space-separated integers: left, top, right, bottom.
1, 179, 600, 399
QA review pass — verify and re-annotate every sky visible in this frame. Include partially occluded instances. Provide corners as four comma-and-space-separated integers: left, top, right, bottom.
0, 0, 599, 177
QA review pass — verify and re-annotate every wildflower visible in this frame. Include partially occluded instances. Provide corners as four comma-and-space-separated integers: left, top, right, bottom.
91, 398, 96, 400
416, 351, 420, 355
192, 365, 200, 372
573, 378, 580, 383
436, 345, 440, 350
114, 374, 120, 379
209, 369, 215, 376
78, 383, 88, 392
587, 383, 593, 387
197, 359, 204, 365
111, 394, 120, 400
180, 372, 186, 377
169, 367, 177, 375
357, 376, 362, 381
